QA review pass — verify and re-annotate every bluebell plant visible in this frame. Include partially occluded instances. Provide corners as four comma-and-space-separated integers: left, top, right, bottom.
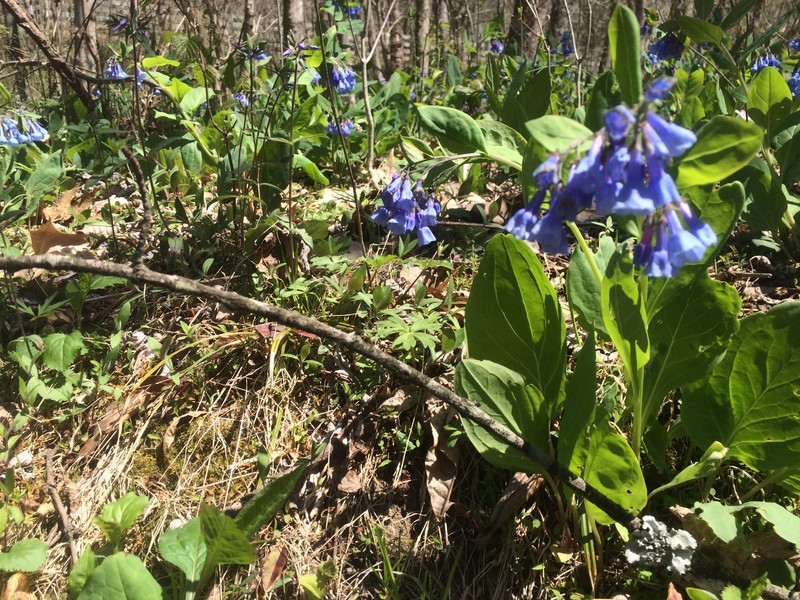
326, 117, 354, 137
103, 58, 129, 81
0, 114, 48, 145
232, 91, 249, 108
750, 52, 780, 74
236, 44, 268, 62
555, 32, 574, 58
330, 63, 357, 94
790, 38, 800, 53
490, 39, 504, 54
647, 33, 684, 64
370, 174, 441, 246
505, 77, 716, 278
789, 70, 800, 99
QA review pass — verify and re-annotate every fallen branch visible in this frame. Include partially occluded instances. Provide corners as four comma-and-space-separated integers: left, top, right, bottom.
0, 253, 640, 529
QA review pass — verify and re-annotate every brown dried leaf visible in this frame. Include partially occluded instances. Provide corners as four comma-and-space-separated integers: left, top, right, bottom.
262, 546, 288, 592
377, 385, 418, 414
481, 472, 544, 539
337, 470, 361, 493
425, 408, 458, 518
1, 573, 29, 600
162, 416, 179, 456
29, 222, 86, 255
667, 582, 683, 600
43, 185, 85, 222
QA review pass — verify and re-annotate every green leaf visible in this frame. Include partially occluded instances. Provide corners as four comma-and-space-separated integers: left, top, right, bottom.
235, 459, 311, 537
42, 331, 84, 372
601, 246, 649, 378
585, 71, 620, 132
502, 68, 551, 134
686, 589, 722, 600
675, 116, 762, 187
737, 163, 788, 231
648, 441, 728, 498
608, 4, 642, 106
0, 538, 48, 572
643, 270, 741, 424
679, 16, 725, 46
141, 56, 180, 68
582, 422, 647, 525
720, 0, 759, 29
687, 182, 745, 261
179, 87, 214, 116
69, 547, 97, 598
747, 67, 792, 143
445, 54, 462, 87
94, 493, 149, 549
25, 151, 64, 200
416, 105, 487, 154
455, 359, 549, 474
523, 115, 592, 153
558, 329, 597, 474
77, 553, 163, 600
293, 154, 330, 185
464, 235, 566, 409
477, 120, 527, 157
693, 0, 714, 19
683, 302, 800, 471
199, 504, 255, 585
158, 517, 206, 591
695, 500, 800, 546
566, 235, 616, 336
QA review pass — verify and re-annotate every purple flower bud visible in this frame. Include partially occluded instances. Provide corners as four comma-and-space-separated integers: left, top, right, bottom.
645, 77, 675, 102
605, 106, 636, 142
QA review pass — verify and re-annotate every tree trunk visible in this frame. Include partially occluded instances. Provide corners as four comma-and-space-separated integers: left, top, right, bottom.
240, 0, 255, 41
72, 0, 99, 74
389, 0, 406, 72
283, 0, 307, 46
416, 0, 432, 74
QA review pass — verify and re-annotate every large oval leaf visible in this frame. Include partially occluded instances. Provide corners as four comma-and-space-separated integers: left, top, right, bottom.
416, 105, 487, 154
608, 4, 642, 106
464, 235, 566, 410
683, 302, 800, 471
523, 115, 592, 153
455, 358, 549, 474
747, 67, 791, 143
77, 553, 163, 600
674, 116, 762, 187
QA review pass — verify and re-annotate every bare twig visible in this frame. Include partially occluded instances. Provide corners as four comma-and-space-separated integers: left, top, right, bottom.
0, 253, 640, 529
44, 449, 79, 566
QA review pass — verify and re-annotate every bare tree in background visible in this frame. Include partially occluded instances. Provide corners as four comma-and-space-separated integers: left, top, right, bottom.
283, 0, 308, 46
72, 0, 100, 73
416, 0, 432, 73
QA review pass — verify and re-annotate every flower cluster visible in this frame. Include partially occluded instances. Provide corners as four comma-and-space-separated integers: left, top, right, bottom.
790, 38, 800, 53
236, 45, 268, 62
232, 91, 249, 108
490, 39, 504, 54
104, 59, 129, 81
328, 0, 361, 18
647, 33, 684, 63
505, 77, 717, 278
789, 70, 800, 99
750, 52, 780, 73
330, 64, 357, 94
326, 117, 354, 137
370, 174, 441, 246
555, 32, 574, 58
0, 115, 48, 145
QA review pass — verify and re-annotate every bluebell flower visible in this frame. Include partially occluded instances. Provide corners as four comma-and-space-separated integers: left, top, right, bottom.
136, 68, 148, 87
108, 15, 129, 34
645, 77, 675, 102
326, 117, 354, 137
232, 91, 249, 108
605, 148, 655, 216
647, 33, 684, 63
790, 38, 800, 52
310, 68, 322, 85
0, 117, 21, 145
531, 210, 570, 254
789, 71, 800, 99
534, 155, 561, 187
643, 218, 677, 277
665, 207, 707, 266
640, 24, 652, 36
605, 106, 635, 142
330, 64, 357, 94
237, 45, 268, 61
644, 112, 696, 157
370, 175, 441, 246
677, 200, 717, 247
104, 59, 128, 81
490, 39, 504, 54
750, 52, 780, 74
505, 190, 545, 240
558, 32, 574, 57
24, 118, 48, 142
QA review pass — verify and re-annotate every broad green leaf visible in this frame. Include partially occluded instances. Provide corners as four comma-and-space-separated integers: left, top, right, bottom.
400, 136, 434, 163
687, 182, 745, 261
737, 163, 788, 231
0, 538, 48, 572
608, 4, 642, 106
199, 504, 255, 585
678, 96, 705, 128
695, 500, 800, 546
643, 270, 741, 424
455, 359, 548, 474
445, 54, 462, 87
477, 120, 527, 156
683, 302, 800, 471
416, 105, 487, 154
687, 589, 722, 600
69, 547, 97, 598
180, 141, 203, 173
503, 68, 551, 134
558, 329, 597, 474
235, 459, 310, 537
675, 117, 762, 187
77, 553, 162, 600
293, 154, 330, 185
747, 67, 791, 143
582, 422, 647, 525
25, 151, 64, 200
601, 247, 649, 379
585, 71, 619, 132
42, 331, 84, 372
648, 441, 728, 498
567, 235, 616, 336
141, 56, 180, 68
159, 517, 206, 592
679, 16, 724, 46
694, 0, 714, 19
179, 87, 214, 115
96, 493, 149, 543
523, 115, 592, 153
464, 235, 566, 409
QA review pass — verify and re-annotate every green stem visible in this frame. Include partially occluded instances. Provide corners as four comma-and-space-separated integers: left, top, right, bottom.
631, 273, 648, 458
566, 221, 602, 286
